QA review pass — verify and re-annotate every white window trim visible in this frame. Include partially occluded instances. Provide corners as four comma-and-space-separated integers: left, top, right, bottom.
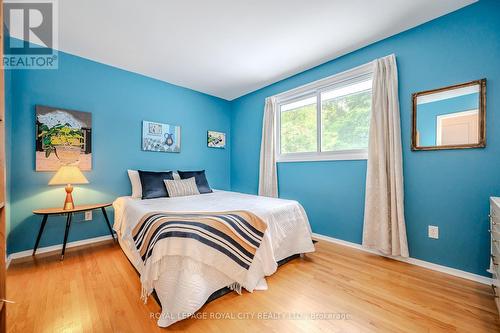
274, 61, 373, 163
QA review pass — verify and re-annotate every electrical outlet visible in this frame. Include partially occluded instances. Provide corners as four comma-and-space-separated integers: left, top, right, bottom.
428, 225, 439, 239
85, 211, 92, 221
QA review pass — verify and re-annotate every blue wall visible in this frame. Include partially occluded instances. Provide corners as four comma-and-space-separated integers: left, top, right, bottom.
417, 93, 479, 146
6, 49, 232, 254
5, 0, 500, 277
230, 0, 500, 276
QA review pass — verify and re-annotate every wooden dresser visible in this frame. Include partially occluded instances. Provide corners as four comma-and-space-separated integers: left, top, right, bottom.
490, 197, 500, 314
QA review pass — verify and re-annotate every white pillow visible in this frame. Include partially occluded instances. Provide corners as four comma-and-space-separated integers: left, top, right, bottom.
127, 170, 142, 198
128, 169, 181, 198
164, 178, 200, 197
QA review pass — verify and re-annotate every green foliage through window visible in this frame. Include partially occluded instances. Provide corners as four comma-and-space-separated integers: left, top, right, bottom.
280, 102, 317, 154
279, 80, 371, 156
321, 90, 371, 151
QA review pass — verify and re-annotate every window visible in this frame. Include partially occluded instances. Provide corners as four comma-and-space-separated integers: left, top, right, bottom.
276, 64, 372, 162
280, 95, 317, 154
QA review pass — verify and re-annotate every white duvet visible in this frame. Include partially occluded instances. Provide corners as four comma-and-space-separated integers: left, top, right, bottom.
113, 190, 315, 327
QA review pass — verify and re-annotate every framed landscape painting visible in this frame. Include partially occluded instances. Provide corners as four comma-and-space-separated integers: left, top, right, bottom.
207, 130, 226, 148
142, 121, 181, 153
36, 105, 92, 171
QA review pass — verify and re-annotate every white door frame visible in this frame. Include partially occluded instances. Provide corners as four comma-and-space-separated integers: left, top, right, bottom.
436, 109, 478, 145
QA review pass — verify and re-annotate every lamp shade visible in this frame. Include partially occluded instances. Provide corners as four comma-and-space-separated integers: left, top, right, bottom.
48, 165, 89, 185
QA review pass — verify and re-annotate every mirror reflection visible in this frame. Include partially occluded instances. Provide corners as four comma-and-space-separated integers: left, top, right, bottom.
412, 79, 485, 150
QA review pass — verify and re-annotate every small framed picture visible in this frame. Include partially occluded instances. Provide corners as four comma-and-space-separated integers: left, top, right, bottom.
142, 121, 181, 153
207, 131, 226, 149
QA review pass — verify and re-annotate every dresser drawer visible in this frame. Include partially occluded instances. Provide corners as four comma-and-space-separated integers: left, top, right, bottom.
491, 229, 500, 244
490, 198, 500, 316
493, 238, 500, 258
491, 197, 500, 225
492, 255, 500, 278
491, 238, 500, 275
493, 269, 499, 282
491, 213, 500, 232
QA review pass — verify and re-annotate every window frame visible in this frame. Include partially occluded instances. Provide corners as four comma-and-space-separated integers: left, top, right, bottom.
275, 62, 373, 163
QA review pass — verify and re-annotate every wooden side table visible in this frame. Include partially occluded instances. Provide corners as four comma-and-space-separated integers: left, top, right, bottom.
32, 203, 115, 260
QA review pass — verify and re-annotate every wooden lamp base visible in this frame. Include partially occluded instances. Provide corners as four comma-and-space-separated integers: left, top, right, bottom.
63, 184, 75, 210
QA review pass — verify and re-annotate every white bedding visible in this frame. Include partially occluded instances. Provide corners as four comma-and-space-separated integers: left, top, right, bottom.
113, 190, 315, 327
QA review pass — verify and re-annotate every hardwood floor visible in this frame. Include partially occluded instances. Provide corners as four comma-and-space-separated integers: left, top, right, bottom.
6, 240, 500, 332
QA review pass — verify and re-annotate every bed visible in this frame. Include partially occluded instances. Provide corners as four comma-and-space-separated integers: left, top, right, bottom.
113, 190, 315, 327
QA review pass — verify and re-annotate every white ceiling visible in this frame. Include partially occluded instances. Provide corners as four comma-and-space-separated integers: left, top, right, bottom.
16, 0, 476, 100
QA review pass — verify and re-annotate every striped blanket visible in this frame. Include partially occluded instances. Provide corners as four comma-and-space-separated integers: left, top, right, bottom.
132, 210, 268, 300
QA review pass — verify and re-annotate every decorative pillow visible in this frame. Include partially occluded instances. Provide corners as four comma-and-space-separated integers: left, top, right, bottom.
127, 170, 142, 198
164, 178, 200, 197
177, 170, 213, 194
129, 170, 180, 198
138, 170, 174, 199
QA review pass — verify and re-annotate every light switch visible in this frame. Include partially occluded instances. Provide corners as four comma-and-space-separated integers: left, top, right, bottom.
85, 211, 92, 221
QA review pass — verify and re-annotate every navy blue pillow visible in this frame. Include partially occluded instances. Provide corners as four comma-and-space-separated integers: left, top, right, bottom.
177, 170, 212, 194
138, 170, 174, 199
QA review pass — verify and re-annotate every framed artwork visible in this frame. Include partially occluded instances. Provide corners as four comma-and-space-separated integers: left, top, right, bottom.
36, 105, 92, 171
207, 130, 226, 149
142, 120, 181, 153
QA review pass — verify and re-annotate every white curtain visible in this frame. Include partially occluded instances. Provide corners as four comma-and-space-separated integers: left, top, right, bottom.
258, 96, 278, 197
363, 54, 409, 258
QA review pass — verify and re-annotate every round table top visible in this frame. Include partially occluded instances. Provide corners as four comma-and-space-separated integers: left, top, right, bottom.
33, 203, 112, 215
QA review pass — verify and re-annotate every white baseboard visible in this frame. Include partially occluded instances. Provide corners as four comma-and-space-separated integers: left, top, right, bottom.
6, 234, 114, 269
312, 233, 492, 285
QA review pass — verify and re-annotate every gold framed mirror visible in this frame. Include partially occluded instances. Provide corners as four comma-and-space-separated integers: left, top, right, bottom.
411, 79, 486, 151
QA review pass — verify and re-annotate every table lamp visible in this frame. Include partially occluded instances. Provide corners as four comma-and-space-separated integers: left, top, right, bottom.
48, 165, 89, 210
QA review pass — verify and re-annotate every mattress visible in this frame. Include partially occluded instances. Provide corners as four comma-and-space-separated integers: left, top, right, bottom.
113, 190, 315, 327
